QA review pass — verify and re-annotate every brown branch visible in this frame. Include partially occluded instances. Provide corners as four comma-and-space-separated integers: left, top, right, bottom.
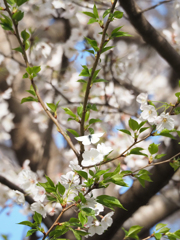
0, 175, 53, 228
79, 0, 118, 160
89, 139, 180, 240
119, 0, 180, 78
3, 0, 79, 158
140, 0, 173, 14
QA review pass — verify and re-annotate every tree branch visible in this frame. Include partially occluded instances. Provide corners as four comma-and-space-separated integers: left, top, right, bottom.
89, 139, 180, 240
119, 0, 180, 78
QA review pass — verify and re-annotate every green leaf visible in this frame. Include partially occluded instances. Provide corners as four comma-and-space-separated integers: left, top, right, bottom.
82, 207, 95, 216
92, 69, 101, 80
21, 96, 38, 104
86, 103, 98, 111
129, 147, 148, 157
18, 221, 36, 228
85, 37, 99, 52
111, 26, 123, 35
96, 195, 126, 210
109, 174, 129, 187
26, 90, 36, 96
89, 170, 94, 176
76, 170, 88, 180
15, 0, 29, 6
77, 104, 83, 117
111, 31, 131, 38
25, 40, 30, 50
70, 228, 82, 240
89, 118, 102, 125
88, 18, 98, 24
0, 14, 13, 31
21, 29, 30, 42
127, 225, 143, 239
13, 46, 23, 53
45, 175, 55, 187
93, 4, 99, 18
67, 129, 79, 137
148, 143, 159, 155
155, 153, 166, 159
139, 127, 149, 133
57, 182, 65, 196
101, 46, 114, 53
154, 232, 162, 240
166, 232, 177, 240
49, 225, 69, 238
62, 107, 76, 118
47, 103, 56, 112
113, 11, 123, 19
79, 65, 90, 77
135, 169, 152, 188
82, 12, 96, 18
137, 121, 147, 130
85, 111, 90, 122
26, 229, 37, 237
88, 128, 94, 134
103, 9, 111, 18
92, 79, 108, 83
170, 159, 180, 171
78, 211, 87, 226
174, 230, 180, 238
12, 10, 24, 22
6, 0, 16, 6
85, 50, 94, 55
33, 211, 42, 224
129, 118, 139, 131
77, 79, 87, 83
79, 192, 86, 203
118, 129, 131, 136
155, 223, 167, 231
158, 129, 176, 140
23, 72, 28, 78
159, 227, 170, 234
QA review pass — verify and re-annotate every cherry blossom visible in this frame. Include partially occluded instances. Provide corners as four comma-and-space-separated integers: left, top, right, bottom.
13, 190, 25, 205
82, 148, 104, 167
140, 105, 157, 123
155, 112, 175, 132
30, 201, 46, 218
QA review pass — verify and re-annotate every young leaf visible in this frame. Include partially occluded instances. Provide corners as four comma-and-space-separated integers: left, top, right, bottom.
92, 79, 108, 83
85, 37, 99, 52
26, 229, 37, 237
76, 170, 88, 180
93, 4, 99, 18
129, 118, 139, 131
89, 118, 102, 125
118, 129, 131, 136
21, 29, 30, 42
129, 147, 148, 157
113, 11, 123, 19
12, 10, 24, 22
15, 0, 29, 6
57, 182, 65, 196
96, 195, 126, 210
148, 143, 159, 155
67, 129, 79, 137
103, 9, 111, 18
21, 96, 38, 104
62, 107, 76, 118
33, 211, 42, 224
88, 18, 98, 24
47, 103, 56, 112
82, 12, 96, 18
101, 46, 114, 53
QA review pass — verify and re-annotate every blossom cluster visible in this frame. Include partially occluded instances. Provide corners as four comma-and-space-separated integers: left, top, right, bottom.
137, 93, 175, 132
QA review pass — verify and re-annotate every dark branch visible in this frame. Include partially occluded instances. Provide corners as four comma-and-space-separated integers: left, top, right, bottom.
119, 0, 180, 79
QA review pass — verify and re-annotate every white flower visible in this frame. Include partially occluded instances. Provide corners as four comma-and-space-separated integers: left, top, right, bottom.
60, 171, 80, 188
136, 93, 148, 108
97, 143, 112, 156
88, 220, 104, 237
155, 112, 174, 132
94, 202, 104, 215
30, 201, 46, 218
140, 105, 157, 123
69, 159, 82, 171
75, 133, 104, 146
32, 186, 46, 202
13, 190, 25, 205
82, 149, 104, 167
18, 169, 37, 191
101, 212, 114, 230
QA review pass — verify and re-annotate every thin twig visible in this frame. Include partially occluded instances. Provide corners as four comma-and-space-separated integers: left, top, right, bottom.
140, 0, 173, 14
79, 0, 118, 160
3, 0, 79, 158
